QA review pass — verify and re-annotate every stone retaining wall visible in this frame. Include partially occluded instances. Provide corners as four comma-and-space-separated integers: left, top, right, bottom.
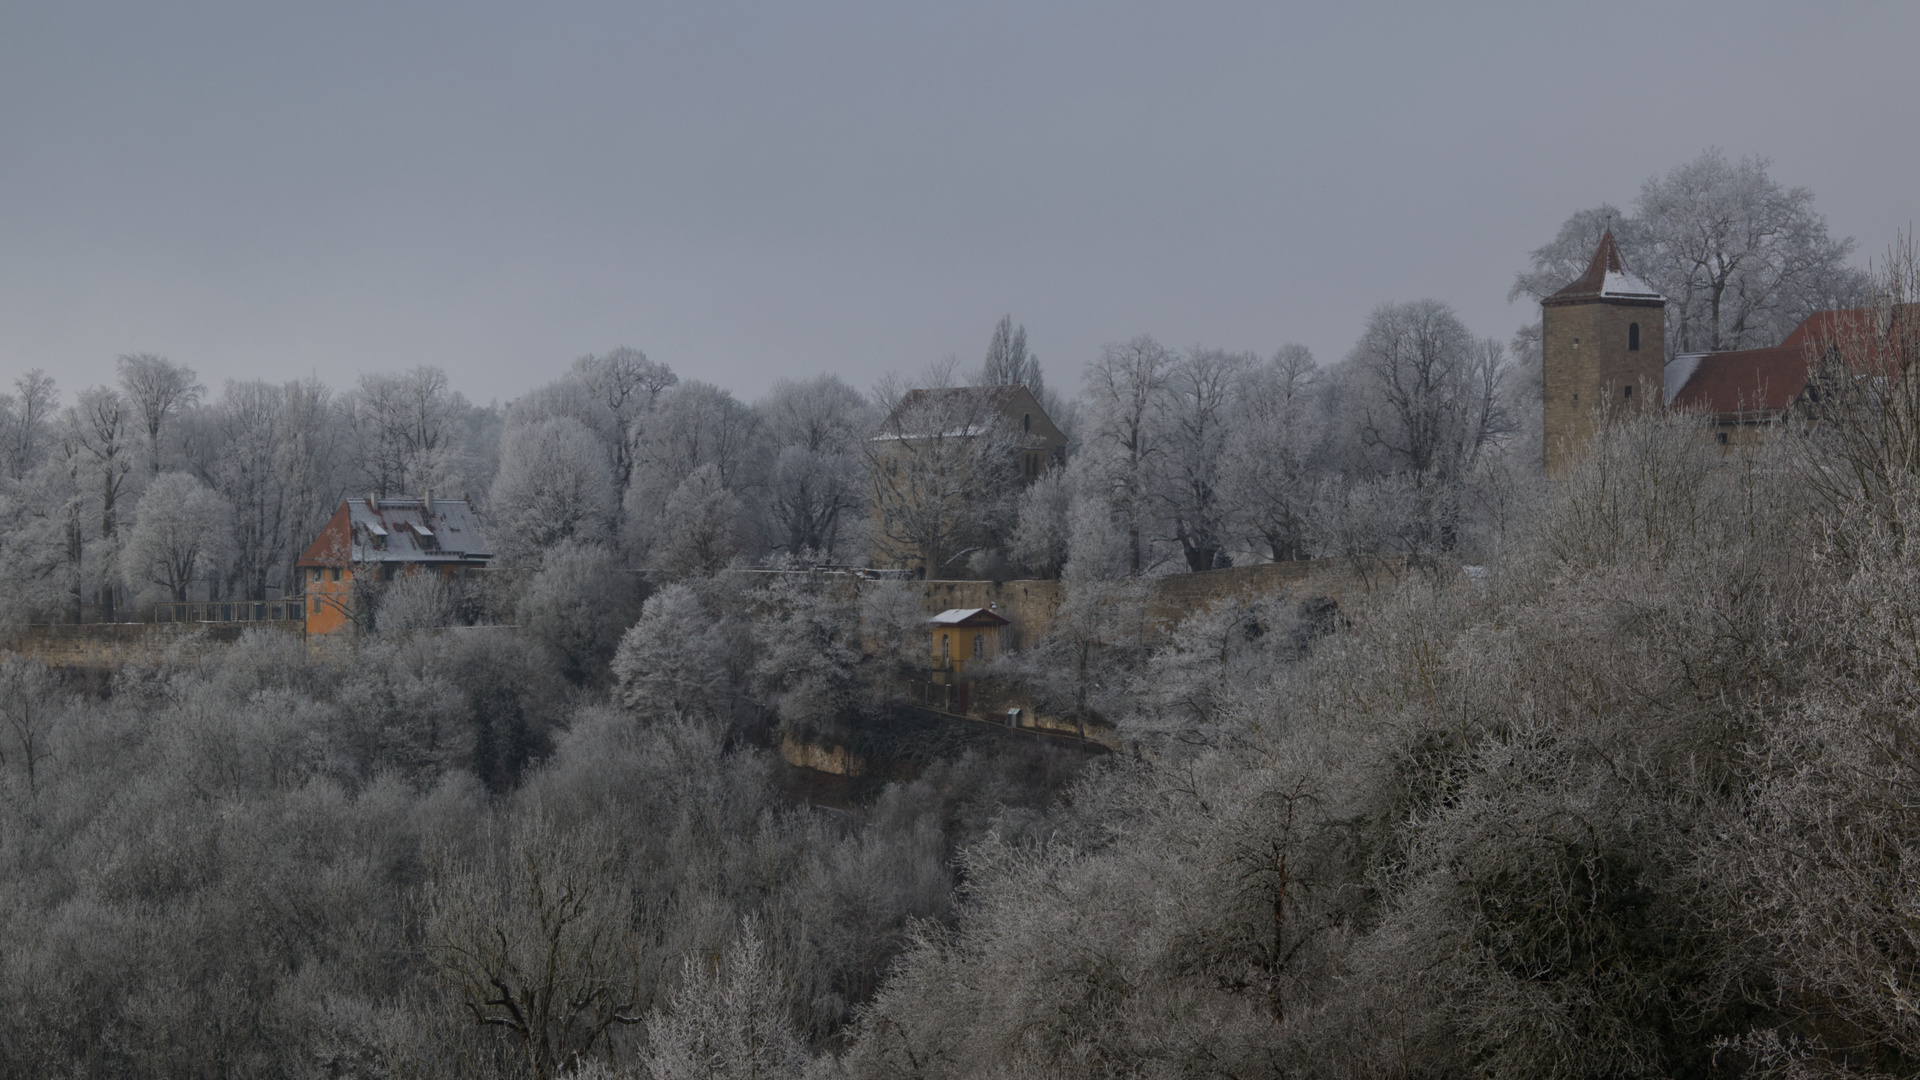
1, 621, 305, 670
918, 556, 1401, 648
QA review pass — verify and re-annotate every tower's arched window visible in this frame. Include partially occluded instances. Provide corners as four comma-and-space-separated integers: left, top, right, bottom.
1023, 413, 1031, 432
1629, 323, 1641, 351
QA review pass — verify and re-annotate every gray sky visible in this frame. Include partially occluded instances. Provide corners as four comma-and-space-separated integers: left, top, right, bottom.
2, 1, 1913, 406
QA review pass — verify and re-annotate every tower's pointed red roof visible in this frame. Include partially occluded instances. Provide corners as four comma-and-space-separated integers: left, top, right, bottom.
1543, 231, 1665, 306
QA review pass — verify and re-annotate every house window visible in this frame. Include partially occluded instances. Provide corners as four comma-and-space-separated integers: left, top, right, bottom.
1716, 431, 1729, 445
330, 568, 341, 582
1629, 323, 1641, 351
941, 634, 950, 663
312, 596, 321, 615
1623, 385, 1633, 398
973, 635, 984, 659
310, 568, 321, 583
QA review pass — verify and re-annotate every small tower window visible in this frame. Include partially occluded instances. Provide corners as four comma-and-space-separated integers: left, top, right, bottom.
1629, 323, 1641, 351
1023, 413, 1031, 432
1623, 385, 1633, 399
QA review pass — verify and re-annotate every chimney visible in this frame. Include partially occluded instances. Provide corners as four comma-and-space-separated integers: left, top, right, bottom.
424, 488, 433, 514
367, 492, 377, 509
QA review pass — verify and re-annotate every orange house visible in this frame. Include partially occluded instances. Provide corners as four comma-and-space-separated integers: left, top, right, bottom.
295, 493, 492, 634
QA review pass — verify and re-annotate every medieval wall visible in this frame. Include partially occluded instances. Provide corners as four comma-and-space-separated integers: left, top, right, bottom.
918, 556, 1392, 649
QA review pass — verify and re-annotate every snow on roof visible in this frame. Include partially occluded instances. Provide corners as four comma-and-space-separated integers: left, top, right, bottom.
1545, 231, 1666, 306
1664, 354, 1706, 405
297, 496, 493, 566
928, 607, 1010, 626
1599, 268, 1663, 302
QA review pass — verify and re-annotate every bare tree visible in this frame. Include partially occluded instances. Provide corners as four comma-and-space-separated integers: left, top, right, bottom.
0, 370, 57, 482
1081, 335, 1176, 574
758, 375, 872, 560
571, 346, 677, 494
346, 366, 466, 497
488, 416, 620, 567
1220, 345, 1321, 562
427, 827, 642, 1080
1345, 300, 1508, 550
121, 472, 231, 602
1156, 347, 1248, 571
116, 353, 203, 475
866, 387, 1024, 575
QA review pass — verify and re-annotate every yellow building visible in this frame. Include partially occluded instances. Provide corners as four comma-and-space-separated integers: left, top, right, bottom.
928, 607, 1008, 678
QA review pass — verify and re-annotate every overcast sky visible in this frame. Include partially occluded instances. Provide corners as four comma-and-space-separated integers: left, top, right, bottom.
1, 1, 1913, 407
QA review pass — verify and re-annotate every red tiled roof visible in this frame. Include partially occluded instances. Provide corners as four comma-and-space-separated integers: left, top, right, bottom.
1780, 303, 1918, 378
1544, 231, 1665, 307
1667, 304, 1920, 420
296, 496, 492, 567
1668, 346, 1812, 419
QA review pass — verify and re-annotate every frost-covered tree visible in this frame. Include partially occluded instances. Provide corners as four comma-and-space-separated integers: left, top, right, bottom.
117, 352, 203, 476
643, 922, 807, 1080
1009, 466, 1072, 579
611, 583, 733, 723
1640, 150, 1864, 353
758, 375, 871, 560
658, 464, 745, 576
1220, 345, 1321, 562
518, 541, 638, 684
1342, 300, 1508, 550
374, 567, 456, 635
0, 370, 57, 482
121, 472, 231, 602
506, 379, 623, 478
1156, 347, 1248, 571
570, 346, 676, 494
488, 416, 619, 567
866, 386, 1025, 575
749, 574, 862, 728
626, 382, 764, 561
1080, 335, 1175, 574
346, 365, 473, 497
201, 379, 346, 600
1513, 153, 1866, 360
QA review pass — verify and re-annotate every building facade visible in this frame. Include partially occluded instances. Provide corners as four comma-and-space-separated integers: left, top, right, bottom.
295, 493, 491, 634
1541, 231, 1667, 475
868, 384, 1066, 574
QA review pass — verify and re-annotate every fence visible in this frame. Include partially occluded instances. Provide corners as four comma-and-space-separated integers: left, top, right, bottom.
154, 599, 307, 624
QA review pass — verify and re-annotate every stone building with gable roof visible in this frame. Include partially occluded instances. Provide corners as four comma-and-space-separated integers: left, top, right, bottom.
1542, 230, 1913, 463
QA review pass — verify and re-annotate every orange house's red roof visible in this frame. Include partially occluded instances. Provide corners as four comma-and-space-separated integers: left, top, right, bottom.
297, 496, 492, 568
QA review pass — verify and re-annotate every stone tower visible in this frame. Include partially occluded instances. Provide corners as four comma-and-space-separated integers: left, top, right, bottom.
1541, 231, 1666, 474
